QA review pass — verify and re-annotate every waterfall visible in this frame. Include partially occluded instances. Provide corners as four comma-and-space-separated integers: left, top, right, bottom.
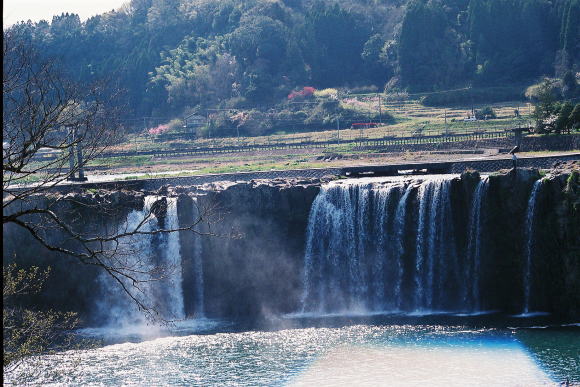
414, 180, 434, 310
523, 180, 542, 314
95, 196, 187, 326
463, 178, 488, 312
301, 176, 462, 315
413, 177, 457, 311
165, 198, 185, 320
192, 197, 205, 318
95, 197, 157, 326
393, 185, 413, 310
301, 183, 398, 313
371, 187, 389, 309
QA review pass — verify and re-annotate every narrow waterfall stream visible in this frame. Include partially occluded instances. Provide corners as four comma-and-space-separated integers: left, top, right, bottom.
522, 179, 543, 315
164, 197, 185, 320
192, 197, 205, 318
463, 177, 488, 312
95, 197, 157, 327
95, 196, 187, 327
413, 177, 458, 311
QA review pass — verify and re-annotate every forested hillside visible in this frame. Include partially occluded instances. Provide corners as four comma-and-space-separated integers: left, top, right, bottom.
5, 0, 579, 120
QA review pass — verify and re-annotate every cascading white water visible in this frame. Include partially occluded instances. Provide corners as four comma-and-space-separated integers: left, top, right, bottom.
371, 184, 399, 310
192, 197, 205, 318
414, 177, 457, 311
301, 176, 464, 315
463, 178, 489, 312
95, 196, 187, 326
414, 180, 434, 310
95, 197, 157, 327
164, 197, 185, 320
301, 179, 396, 313
523, 179, 542, 314
393, 185, 413, 310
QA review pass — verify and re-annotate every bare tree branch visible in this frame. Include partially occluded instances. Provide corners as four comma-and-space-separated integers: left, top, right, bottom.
3, 31, 216, 325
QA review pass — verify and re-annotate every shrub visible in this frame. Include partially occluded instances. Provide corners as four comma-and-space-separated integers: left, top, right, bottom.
475, 106, 496, 120
288, 86, 316, 100
314, 88, 338, 99
568, 104, 580, 131
223, 97, 251, 109
167, 118, 184, 131
346, 85, 379, 94
147, 124, 170, 135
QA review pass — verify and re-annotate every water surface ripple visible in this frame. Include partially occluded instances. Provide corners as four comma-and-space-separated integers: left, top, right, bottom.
6, 324, 578, 386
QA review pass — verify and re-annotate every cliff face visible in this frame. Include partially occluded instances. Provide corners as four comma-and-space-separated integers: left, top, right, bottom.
3, 191, 144, 318
176, 179, 321, 318
535, 171, 580, 318
4, 170, 579, 322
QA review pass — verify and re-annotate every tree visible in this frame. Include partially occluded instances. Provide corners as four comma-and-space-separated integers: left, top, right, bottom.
398, 0, 468, 90
3, 264, 81, 379
303, 3, 369, 87
3, 35, 118, 192
567, 103, 580, 131
530, 79, 558, 133
561, 70, 578, 99
3, 32, 208, 318
3, 32, 216, 378
361, 34, 391, 86
554, 101, 574, 134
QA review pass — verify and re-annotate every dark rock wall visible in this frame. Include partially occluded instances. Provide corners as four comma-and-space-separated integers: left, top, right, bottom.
184, 181, 320, 319
3, 191, 143, 321
4, 171, 579, 321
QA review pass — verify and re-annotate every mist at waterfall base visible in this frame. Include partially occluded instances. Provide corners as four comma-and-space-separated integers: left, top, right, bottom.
79, 196, 217, 342
8, 174, 579, 385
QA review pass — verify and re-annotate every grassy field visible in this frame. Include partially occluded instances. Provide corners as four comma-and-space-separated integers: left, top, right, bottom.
110, 99, 532, 154
20, 99, 567, 183
78, 99, 537, 176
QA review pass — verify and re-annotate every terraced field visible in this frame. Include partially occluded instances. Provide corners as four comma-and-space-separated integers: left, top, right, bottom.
111, 99, 532, 154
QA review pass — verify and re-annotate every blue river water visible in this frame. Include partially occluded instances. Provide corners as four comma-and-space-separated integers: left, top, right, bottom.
4, 316, 579, 386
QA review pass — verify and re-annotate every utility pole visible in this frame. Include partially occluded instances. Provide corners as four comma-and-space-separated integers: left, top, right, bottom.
444, 109, 448, 135
207, 111, 211, 139
378, 93, 382, 125
76, 128, 87, 181
336, 116, 340, 143
65, 124, 87, 181
66, 124, 76, 181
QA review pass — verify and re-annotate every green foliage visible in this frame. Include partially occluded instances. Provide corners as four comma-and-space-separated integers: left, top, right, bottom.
5, 0, 578, 120
475, 106, 496, 120
167, 118, 184, 131
202, 96, 393, 138
361, 34, 391, 85
531, 78, 579, 134
399, 0, 469, 90
554, 102, 574, 133
569, 104, 580, 131
313, 88, 338, 100
3, 264, 81, 377
561, 70, 579, 99
303, 3, 369, 87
